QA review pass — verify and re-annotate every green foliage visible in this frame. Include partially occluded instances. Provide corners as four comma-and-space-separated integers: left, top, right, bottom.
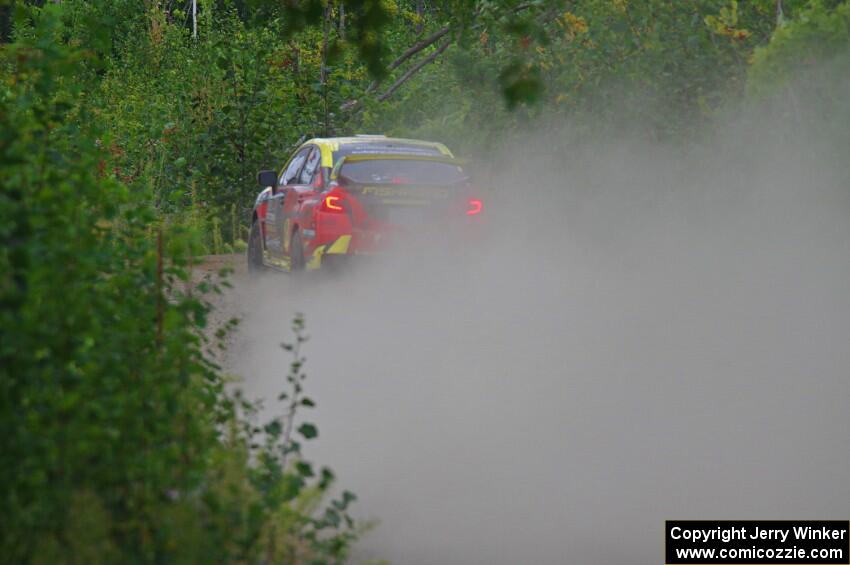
92, 1, 368, 249
749, 0, 850, 91
360, 0, 795, 151
746, 1, 850, 167
3, 0, 847, 561
49, 0, 812, 237
1, 7, 359, 562
2, 7, 214, 558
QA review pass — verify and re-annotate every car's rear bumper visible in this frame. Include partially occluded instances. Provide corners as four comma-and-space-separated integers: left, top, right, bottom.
305, 218, 486, 270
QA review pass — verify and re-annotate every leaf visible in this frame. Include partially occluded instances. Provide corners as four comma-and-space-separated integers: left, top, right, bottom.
318, 467, 335, 490
284, 440, 301, 455
281, 473, 305, 502
264, 420, 282, 438
295, 461, 314, 477
297, 422, 318, 439
323, 507, 341, 528
499, 61, 543, 109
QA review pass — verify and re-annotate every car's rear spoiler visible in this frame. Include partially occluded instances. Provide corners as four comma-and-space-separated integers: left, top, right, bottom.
330, 153, 467, 181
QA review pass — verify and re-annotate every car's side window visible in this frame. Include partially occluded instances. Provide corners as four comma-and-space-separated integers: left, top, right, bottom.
280, 147, 311, 186
299, 147, 321, 185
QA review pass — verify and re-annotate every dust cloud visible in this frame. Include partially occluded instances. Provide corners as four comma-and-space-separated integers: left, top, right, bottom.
227, 84, 850, 564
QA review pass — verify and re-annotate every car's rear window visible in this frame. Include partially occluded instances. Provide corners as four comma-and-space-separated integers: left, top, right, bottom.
339, 159, 467, 185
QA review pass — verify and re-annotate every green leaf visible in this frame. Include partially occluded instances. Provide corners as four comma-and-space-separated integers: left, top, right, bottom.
295, 461, 314, 477
499, 61, 543, 109
318, 467, 335, 490
298, 422, 318, 439
264, 420, 282, 438
281, 473, 305, 502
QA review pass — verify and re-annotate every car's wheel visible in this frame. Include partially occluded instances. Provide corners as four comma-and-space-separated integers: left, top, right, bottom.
247, 220, 265, 274
290, 230, 305, 272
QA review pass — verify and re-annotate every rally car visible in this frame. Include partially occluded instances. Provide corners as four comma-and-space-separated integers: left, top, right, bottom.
247, 135, 482, 272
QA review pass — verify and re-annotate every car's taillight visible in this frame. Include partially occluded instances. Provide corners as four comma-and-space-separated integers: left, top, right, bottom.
322, 194, 344, 212
466, 198, 483, 216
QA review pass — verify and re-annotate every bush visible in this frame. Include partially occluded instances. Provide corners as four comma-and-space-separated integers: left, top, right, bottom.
0, 7, 358, 563
233, 238, 249, 253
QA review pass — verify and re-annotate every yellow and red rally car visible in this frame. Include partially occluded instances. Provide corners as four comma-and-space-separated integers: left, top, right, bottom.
247, 135, 482, 272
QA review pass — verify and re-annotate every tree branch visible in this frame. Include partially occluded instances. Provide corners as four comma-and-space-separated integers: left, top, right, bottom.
377, 38, 453, 102
365, 25, 451, 94
471, 2, 538, 30
389, 25, 450, 72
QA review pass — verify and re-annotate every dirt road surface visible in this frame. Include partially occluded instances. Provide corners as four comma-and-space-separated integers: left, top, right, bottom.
200, 112, 850, 565
205, 225, 850, 565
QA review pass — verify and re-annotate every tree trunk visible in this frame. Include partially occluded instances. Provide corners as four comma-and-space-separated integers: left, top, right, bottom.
321, 2, 331, 134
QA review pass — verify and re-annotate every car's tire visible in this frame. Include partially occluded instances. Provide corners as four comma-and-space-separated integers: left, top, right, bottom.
247, 220, 265, 274
290, 230, 305, 272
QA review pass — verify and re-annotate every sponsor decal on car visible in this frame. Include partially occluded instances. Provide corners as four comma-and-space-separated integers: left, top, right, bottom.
361, 186, 450, 199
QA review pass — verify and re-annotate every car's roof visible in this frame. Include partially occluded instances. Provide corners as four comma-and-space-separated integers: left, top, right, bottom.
310, 135, 452, 154
304, 135, 453, 167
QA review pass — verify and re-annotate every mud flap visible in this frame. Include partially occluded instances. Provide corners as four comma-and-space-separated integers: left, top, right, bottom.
306, 235, 352, 270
